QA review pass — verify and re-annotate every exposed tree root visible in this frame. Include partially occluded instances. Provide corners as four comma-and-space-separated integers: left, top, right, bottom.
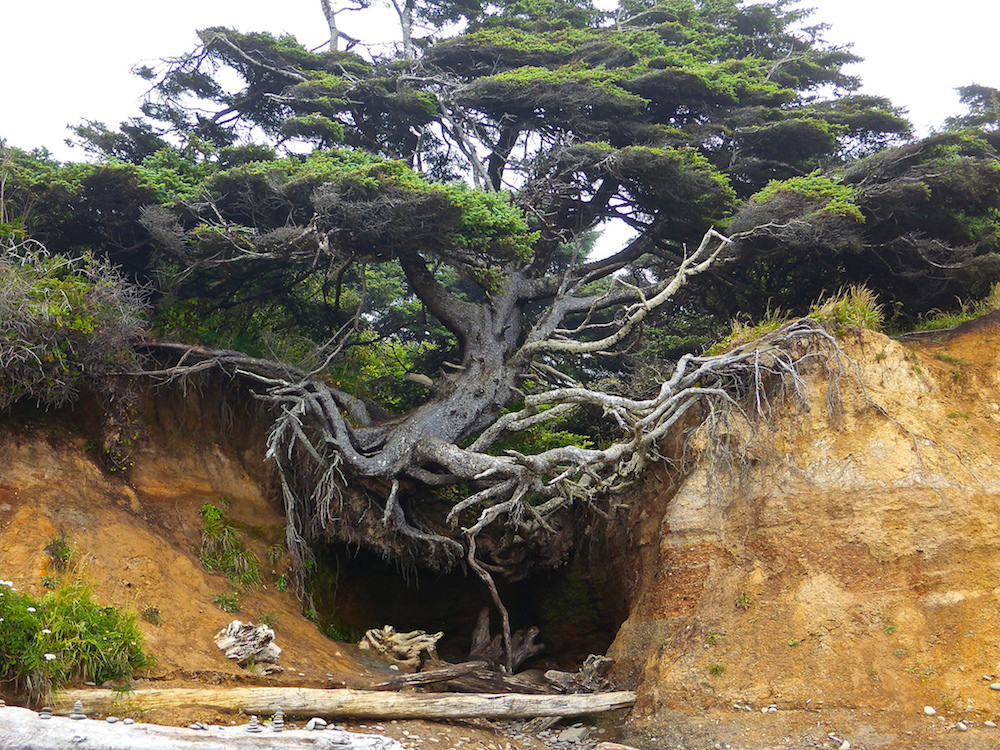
136, 228, 857, 668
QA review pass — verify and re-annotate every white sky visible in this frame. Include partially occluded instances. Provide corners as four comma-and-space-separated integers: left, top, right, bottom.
0, 1, 997, 160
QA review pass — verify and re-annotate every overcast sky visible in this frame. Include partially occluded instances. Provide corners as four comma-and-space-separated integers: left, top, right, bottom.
1, 1, 997, 160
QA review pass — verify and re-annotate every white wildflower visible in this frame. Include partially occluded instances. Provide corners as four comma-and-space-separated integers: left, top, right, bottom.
43, 653, 57, 661
26, 607, 36, 613
42, 629, 51, 634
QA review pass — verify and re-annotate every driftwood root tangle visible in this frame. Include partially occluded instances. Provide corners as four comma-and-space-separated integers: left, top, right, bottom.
0, 705, 401, 750
358, 626, 442, 669
55, 687, 637, 720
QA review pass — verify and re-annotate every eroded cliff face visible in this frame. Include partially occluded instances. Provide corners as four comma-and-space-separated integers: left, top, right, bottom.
0, 384, 363, 698
610, 313, 1000, 739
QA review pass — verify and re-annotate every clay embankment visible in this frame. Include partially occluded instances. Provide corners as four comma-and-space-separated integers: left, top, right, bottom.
610, 314, 1000, 747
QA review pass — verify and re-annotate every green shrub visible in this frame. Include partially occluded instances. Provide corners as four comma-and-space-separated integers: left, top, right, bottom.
0, 245, 145, 410
199, 502, 261, 588
0, 579, 153, 704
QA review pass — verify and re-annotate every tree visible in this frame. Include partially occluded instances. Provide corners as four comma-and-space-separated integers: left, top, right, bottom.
722, 131, 1000, 320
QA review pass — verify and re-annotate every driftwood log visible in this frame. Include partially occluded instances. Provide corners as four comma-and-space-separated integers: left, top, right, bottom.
0, 705, 401, 750
368, 660, 489, 690
55, 687, 637, 719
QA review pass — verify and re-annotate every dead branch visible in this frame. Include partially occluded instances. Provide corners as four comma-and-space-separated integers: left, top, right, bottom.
368, 661, 489, 690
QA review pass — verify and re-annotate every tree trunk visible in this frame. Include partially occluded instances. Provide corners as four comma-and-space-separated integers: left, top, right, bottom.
55, 687, 636, 719
319, 0, 339, 51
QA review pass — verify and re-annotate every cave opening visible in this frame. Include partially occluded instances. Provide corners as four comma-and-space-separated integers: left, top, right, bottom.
308, 540, 630, 671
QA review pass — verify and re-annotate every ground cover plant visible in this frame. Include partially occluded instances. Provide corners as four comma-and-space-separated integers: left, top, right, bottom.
0, 578, 152, 704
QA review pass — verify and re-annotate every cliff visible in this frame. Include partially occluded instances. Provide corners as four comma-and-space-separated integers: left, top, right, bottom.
610, 312, 1000, 747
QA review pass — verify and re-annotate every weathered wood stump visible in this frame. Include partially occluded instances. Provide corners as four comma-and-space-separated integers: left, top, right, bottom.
213, 620, 282, 674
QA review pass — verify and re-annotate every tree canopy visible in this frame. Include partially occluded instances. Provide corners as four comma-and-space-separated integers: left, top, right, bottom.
3, 0, 1000, 667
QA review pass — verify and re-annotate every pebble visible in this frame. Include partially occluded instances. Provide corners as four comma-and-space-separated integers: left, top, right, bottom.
990, 683, 1000, 691
838, 742, 851, 750
106, 716, 119, 724
306, 717, 328, 730
0, 700, 5, 707
556, 726, 589, 742
957, 721, 969, 732
38, 707, 53, 720
273, 707, 284, 732
246, 715, 263, 733
69, 700, 86, 720
924, 706, 937, 716
986, 720, 998, 728
123, 718, 135, 725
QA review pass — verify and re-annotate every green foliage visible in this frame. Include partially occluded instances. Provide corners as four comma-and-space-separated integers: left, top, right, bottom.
0, 579, 152, 704
0, 246, 145, 410
141, 606, 162, 626
707, 308, 788, 355
212, 593, 240, 613
913, 282, 1000, 332
935, 352, 968, 366
487, 404, 594, 456
709, 662, 725, 675
706, 286, 882, 353
45, 535, 73, 573
809, 285, 884, 332
754, 171, 864, 223
323, 624, 351, 641
198, 503, 262, 588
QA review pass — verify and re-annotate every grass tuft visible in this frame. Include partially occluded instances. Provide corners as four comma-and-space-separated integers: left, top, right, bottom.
199, 502, 261, 588
212, 593, 240, 613
914, 282, 1000, 332
44, 535, 73, 573
808, 285, 884, 332
707, 308, 789, 355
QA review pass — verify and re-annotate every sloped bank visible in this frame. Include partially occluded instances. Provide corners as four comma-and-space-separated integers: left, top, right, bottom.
609, 313, 1000, 746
